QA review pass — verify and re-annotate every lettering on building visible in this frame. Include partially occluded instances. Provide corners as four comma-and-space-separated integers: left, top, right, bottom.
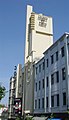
38, 15, 48, 28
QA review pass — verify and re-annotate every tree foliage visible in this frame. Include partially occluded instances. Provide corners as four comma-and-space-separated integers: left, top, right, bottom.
0, 85, 6, 100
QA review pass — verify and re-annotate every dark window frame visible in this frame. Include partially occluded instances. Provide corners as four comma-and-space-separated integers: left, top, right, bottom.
47, 59, 48, 67
51, 55, 54, 64
39, 64, 41, 73
47, 77, 49, 87
57, 94, 59, 106
39, 81, 41, 90
42, 79, 44, 89
35, 83, 37, 91
62, 67, 65, 80
42, 98, 44, 109
56, 71, 59, 83
38, 99, 40, 109
43, 61, 45, 70
46, 97, 48, 107
63, 92, 66, 105
61, 46, 65, 57
56, 51, 58, 61
51, 96, 54, 107
36, 67, 38, 75
51, 74, 54, 85
35, 100, 37, 109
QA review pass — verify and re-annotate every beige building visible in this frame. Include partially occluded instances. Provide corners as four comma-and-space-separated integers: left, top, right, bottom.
24, 5, 53, 113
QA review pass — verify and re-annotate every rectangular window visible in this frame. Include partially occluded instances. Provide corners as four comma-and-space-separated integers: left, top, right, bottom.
47, 59, 48, 67
42, 98, 44, 109
39, 81, 41, 90
42, 79, 44, 89
63, 92, 66, 105
62, 68, 65, 80
35, 83, 37, 91
43, 61, 45, 70
39, 64, 41, 72
51, 55, 54, 64
56, 51, 58, 61
38, 99, 40, 109
57, 94, 59, 106
35, 100, 37, 109
61, 46, 65, 57
46, 97, 48, 107
36, 67, 38, 74
56, 71, 59, 83
51, 96, 54, 107
68, 43, 69, 53
51, 74, 54, 85
47, 77, 48, 87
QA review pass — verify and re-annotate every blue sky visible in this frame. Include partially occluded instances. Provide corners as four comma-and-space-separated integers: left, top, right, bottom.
0, 0, 69, 105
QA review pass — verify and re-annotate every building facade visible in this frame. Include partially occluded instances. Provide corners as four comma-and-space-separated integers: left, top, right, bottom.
34, 33, 69, 113
24, 5, 53, 114
8, 64, 23, 119
8, 5, 69, 118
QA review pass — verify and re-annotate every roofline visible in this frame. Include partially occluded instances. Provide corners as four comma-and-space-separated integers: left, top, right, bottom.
43, 32, 69, 54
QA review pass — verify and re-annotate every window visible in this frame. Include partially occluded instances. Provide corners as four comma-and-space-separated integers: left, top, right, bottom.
62, 68, 65, 80
51, 96, 54, 107
61, 46, 65, 57
46, 97, 48, 107
38, 99, 40, 109
39, 81, 41, 90
42, 98, 44, 109
36, 67, 38, 74
63, 92, 66, 105
47, 77, 48, 87
35, 83, 37, 91
56, 51, 58, 61
68, 43, 69, 53
35, 100, 37, 109
39, 64, 41, 72
47, 59, 48, 67
57, 94, 59, 106
42, 79, 44, 89
43, 61, 45, 70
51, 74, 54, 85
51, 55, 54, 64
56, 71, 59, 83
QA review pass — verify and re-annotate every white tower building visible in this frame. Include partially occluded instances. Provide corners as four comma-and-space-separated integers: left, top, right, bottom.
24, 5, 53, 113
